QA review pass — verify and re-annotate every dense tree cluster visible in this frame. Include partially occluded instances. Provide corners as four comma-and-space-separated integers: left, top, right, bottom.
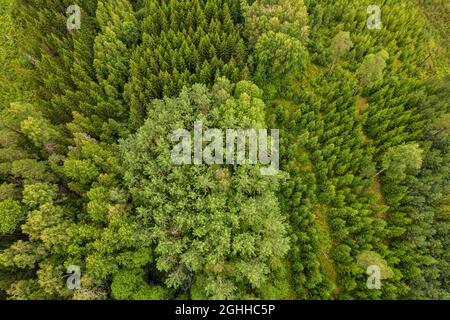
0, 0, 448, 300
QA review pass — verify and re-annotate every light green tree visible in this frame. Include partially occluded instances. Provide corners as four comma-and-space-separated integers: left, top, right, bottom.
122, 79, 290, 299
355, 50, 389, 92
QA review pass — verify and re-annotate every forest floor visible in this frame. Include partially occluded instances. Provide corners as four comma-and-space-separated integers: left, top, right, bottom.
313, 204, 342, 296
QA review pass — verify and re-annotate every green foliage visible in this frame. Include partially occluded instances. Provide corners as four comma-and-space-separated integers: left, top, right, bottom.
253, 31, 309, 96
244, 0, 309, 43
0, 199, 25, 234
22, 183, 58, 209
330, 31, 353, 63
111, 270, 169, 300
122, 80, 290, 299
356, 50, 389, 90
381, 143, 424, 180
0, 0, 447, 301
356, 251, 394, 279
125, 0, 248, 129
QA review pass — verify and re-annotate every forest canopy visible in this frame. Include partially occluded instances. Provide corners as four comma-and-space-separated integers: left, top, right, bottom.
0, 0, 448, 300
